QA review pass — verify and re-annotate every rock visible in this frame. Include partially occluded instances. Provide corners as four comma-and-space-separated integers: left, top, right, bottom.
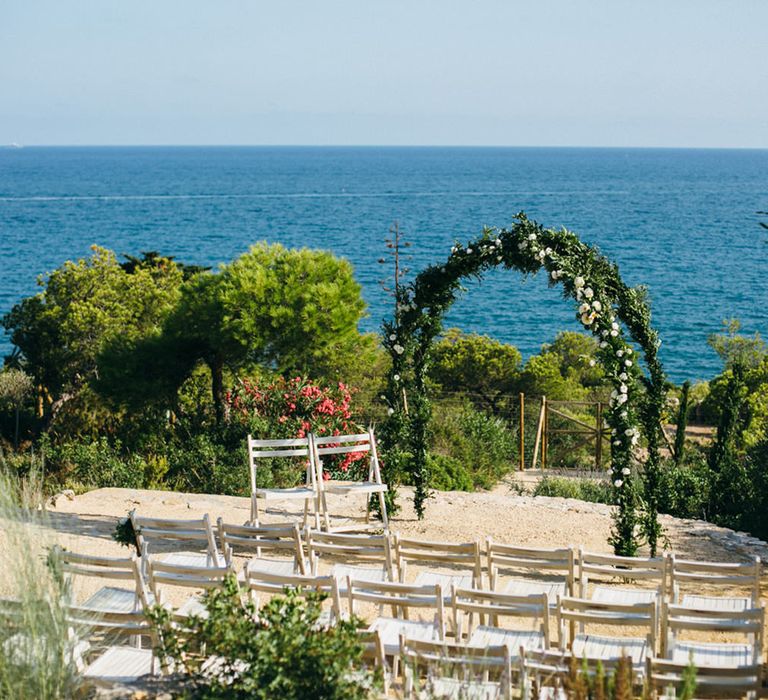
48, 489, 76, 508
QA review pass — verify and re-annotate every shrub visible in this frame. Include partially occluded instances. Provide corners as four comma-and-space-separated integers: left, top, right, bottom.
43, 437, 145, 491
429, 402, 516, 489
150, 575, 377, 700
656, 452, 712, 521
426, 453, 474, 492
226, 376, 365, 480
533, 476, 615, 505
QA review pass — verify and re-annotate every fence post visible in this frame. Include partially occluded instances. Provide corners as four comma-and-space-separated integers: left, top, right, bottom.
519, 392, 525, 471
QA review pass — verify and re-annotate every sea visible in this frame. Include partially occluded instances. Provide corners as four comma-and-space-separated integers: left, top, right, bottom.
0, 146, 766, 383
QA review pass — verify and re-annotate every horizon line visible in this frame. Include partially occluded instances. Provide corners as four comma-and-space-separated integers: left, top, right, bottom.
3, 143, 768, 151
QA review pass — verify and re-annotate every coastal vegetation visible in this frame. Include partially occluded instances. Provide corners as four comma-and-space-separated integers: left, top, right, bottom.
1, 223, 768, 550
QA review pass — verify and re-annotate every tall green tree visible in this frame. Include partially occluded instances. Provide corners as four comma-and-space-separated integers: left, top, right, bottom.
2, 247, 183, 422
430, 329, 522, 414
102, 242, 371, 422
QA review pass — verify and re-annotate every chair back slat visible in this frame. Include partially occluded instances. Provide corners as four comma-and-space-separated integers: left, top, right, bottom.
486, 539, 574, 592
669, 554, 761, 603
646, 656, 761, 699
217, 519, 306, 574
347, 578, 444, 629
395, 535, 482, 586
307, 530, 394, 579
244, 569, 342, 621
131, 512, 220, 563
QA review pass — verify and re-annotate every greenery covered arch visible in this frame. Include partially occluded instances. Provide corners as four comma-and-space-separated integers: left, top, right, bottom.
382, 214, 666, 556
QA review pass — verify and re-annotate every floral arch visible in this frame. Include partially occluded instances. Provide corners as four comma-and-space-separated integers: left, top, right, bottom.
381, 214, 667, 556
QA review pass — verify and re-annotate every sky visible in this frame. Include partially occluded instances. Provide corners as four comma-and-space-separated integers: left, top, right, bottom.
1, 1, 766, 148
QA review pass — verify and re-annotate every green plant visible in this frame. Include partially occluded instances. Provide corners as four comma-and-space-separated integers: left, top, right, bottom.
43, 437, 145, 490
0, 464, 81, 699
112, 514, 140, 552
150, 575, 377, 700
656, 452, 711, 521
673, 381, 690, 467
533, 476, 615, 505
382, 213, 666, 557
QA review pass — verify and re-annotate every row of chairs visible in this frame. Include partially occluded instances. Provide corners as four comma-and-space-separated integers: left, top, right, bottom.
248, 429, 389, 530
403, 640, 764, 700
48, 545, 766, 696
128, 511, 763, 615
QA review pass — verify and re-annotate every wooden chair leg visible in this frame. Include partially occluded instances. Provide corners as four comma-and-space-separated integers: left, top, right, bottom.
379, 491, 389, 528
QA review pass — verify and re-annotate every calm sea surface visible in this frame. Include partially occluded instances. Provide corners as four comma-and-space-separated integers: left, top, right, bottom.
0, 146, 766, 382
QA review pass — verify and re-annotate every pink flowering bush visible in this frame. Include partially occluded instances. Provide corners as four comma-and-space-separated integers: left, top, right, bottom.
225, 376, 367, 481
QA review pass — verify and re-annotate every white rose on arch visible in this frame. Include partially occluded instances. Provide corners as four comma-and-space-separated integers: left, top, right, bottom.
393, 344, 405, 355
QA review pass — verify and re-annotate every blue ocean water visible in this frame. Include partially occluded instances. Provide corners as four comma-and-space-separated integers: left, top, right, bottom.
0, 146, 766, 383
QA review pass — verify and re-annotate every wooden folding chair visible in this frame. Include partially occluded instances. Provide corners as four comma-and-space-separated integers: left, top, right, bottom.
395, 534, 483, 595
578, 548, 665, 606
307, 529, 395, 594
346, 577, 445, 663
557, 595, 657, 669
661, 601, 764, 667
145, 554, 234, 617
54, 546, 152, 614
217, 518, 307, 576
130, 511, 223, 571
401, 634, 512, 700
311, 428, 388, 531
486, 539, 574, 605
247, 435, 320, 528
64, 603, 159, 687
243, 568, 342, 624
357, 629, 391, 695
452, 587, 550, 658
668, 554, 761, 612
646, 656, 762, 699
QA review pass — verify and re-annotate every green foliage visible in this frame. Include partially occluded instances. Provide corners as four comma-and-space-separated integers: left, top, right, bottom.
0, 467, 80, 699
673, 381, 690, 466
541, 331, 606, 390
150, 575, 377, 700
521, 352, 588, 401
656, 451, 712, 520
2, 247, 183, 413
532, 476, 616, 505
383, 213, 666, 557
430, 329, 522, 414
42, 437, 146, 491
429, 402, 516, 490
707, 318, 766, 371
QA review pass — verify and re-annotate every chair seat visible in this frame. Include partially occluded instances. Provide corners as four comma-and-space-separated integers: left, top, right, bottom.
680, 594, 751, 612
504, 579, 566, 606
468, 626, 544, 657
83, 645, 155, 684
572, 634, 648, 666
429, 677, 504, 700
323, 481, 388, 495
369, 617, 442, 655
176, 595, 207, 618
254, 487, 315, 500
246, 558, 297, 577
415, 571, 474, 594
158, 552, 226, 568
81, 586, 147, 613
591, 586, 658, 605
671, 641, 754, 667
333, 564, 389, 593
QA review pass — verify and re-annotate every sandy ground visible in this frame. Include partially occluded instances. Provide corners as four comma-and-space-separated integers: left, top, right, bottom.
3, 482, 767, 656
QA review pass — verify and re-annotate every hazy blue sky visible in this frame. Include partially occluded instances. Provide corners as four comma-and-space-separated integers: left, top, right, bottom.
1, 1, 766, 147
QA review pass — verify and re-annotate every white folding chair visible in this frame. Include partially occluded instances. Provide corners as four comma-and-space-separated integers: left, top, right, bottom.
486, 539, 574, 606
64, 603, 159, 687
145, 554, 234, 617
668, 554, 761, 612
346, 577, 446, 664
130, 512, 223, 571
401, 635, 512, 700
247, 435, 320, 528
646, 655, 762, 699
217, 518, 307, 576
243, 569, 342, 625
557, 595, 657, 669
395, 534, 483, 596
578, 548, 665, 606
54, 546, 152, 614
311, 428, 388, 530
452, 587, 550, 658
307, 529, 395, 594
661, 601, 764, 667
